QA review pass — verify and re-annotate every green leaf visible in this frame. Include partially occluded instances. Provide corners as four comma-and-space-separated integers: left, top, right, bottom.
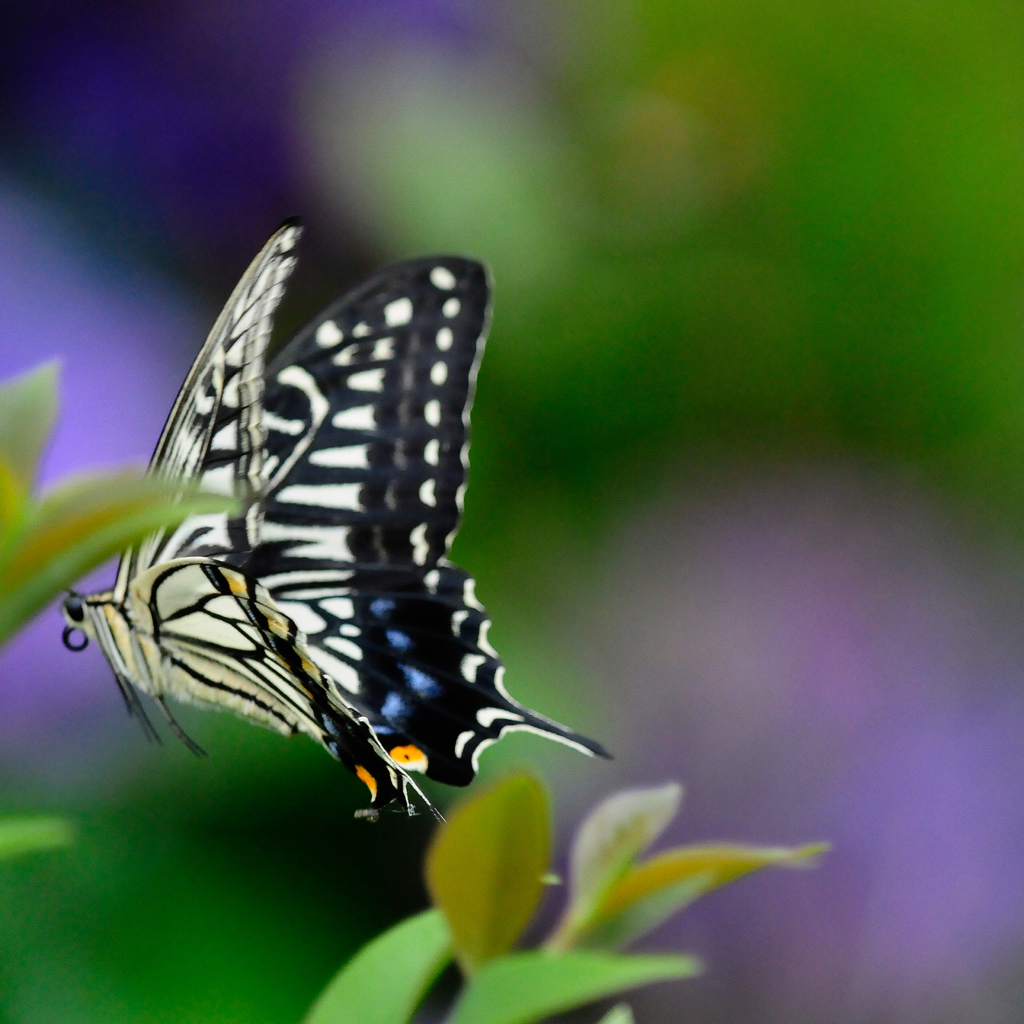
581, 842, 830, 949
425, 773, 550, 974
448, 950, 700, 1024
596, 1004, 634, 1024
0, 458, 28, 545
0, 362, 58, 490
304, 909, 451, 1024
0, 473, 237, 645
0, 817, 74, 860
546, 783, 682, 951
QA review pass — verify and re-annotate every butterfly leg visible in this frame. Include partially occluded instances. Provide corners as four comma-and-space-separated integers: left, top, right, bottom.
113, 675, 162, 745
154, 696, 208, 757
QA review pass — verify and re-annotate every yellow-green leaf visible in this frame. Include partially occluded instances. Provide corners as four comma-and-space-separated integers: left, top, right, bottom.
0, 362, 58, 489
0, 457, 28, 543
0, 472, 237, 645
304, 909, 451, 1024
0, 817, 74, 860
546, 783, 682, 951
448, 951, 699, 1024
580, 842, 830, 949
425, 774, 550, 975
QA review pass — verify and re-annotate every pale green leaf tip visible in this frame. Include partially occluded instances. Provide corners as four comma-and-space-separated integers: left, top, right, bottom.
787, 841, 831, 867
597, 1003, 635, 1024
0, 361, 61, 487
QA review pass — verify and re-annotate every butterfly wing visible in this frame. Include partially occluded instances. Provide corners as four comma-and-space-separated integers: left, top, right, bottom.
113, 220, 302, 601
242, 257, 608, 787
128, 557, 424, 812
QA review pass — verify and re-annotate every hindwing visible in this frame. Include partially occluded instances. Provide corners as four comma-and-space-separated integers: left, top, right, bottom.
130, 558, 423, 810
241, 257, 608, 784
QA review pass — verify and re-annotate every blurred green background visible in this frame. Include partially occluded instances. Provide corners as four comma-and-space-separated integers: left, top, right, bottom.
3, 0, 1024, 1021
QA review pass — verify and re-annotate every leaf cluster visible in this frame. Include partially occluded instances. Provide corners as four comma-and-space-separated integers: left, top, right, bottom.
0, 363, 237, 646
308, 774, 827, 1024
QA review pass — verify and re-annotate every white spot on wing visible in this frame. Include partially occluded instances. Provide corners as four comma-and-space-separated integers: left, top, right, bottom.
320, 597, 354, 620
424, 570, 440, 592
309, 445, 369, 468
443, 298, 460, 317
222, 373, 240, 408
333, 346, 358, 366
431, 266, 456, 290
461, 654, 486, 682
259, 569, 352, 589
277, 484, 362, 509
260, 521, 353, 560
263, 411, 304, 435
436, 328, 454, 351
477, 707, 524, 728
316, 320, 343, 347
454, 729, 475, 759
340, 623, 360, 637
419, 479, 436, 507
348, 368, 385, 392
471, 737, 496, 771
201, 464, 235, 496
277, 366, 330, 423
424, 400, 441, 427
333, 406, 375, 430
493, 664, 510, 699
372, 337, 395, 360
410, 522, 429, 564
463, 578, 483, 610
452, 609, 469, 633
307, 646, 361, 693
353, 322, 371, 337
477, 619, 498, 657
423, 438, 440, 465
325, 635, 363, 661
430, 362, 448, 385
275, 601, 327, 635
384, 297, 413, 326
211, 421, 237, 450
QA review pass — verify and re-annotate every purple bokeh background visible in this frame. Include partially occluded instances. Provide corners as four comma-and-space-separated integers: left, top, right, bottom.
579, 468, 1024, 1023
0, 181, 197, 752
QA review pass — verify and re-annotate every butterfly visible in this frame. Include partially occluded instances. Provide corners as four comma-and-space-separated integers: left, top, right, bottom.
60, 220, 608, 817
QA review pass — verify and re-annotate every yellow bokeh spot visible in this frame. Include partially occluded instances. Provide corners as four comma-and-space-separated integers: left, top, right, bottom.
389, 744, 429, 772
354, 764, 378, 802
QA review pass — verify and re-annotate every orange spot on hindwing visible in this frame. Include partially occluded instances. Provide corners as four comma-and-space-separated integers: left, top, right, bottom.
354, 764, 378, 802
389, 745, 429, 773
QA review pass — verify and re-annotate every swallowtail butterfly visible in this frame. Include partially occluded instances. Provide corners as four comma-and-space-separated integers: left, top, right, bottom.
61, 221, 607, 817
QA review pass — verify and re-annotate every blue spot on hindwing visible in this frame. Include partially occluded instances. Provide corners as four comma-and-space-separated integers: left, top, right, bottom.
370, 598, 396, 619
401, 664, 441, 697
381, 692, 408, 722
386, 629, 413, 651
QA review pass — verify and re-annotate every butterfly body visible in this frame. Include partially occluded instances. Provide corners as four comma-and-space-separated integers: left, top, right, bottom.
62, 221, 607, 815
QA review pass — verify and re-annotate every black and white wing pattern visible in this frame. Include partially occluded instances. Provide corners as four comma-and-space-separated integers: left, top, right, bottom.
113, 219, 302, 601
240, 257, 609, 786
128, 558, 422, 811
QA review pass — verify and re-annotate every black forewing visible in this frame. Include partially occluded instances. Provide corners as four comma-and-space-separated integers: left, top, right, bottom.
240, 257, 607, 785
